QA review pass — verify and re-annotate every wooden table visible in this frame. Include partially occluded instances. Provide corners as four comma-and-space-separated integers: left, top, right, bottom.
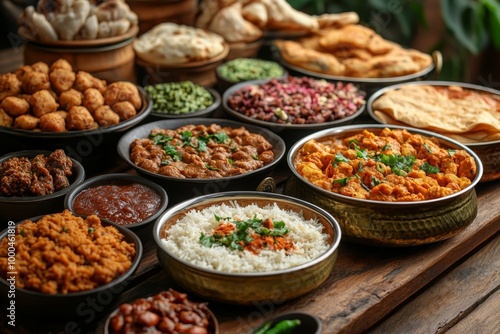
0, 46, 499, 334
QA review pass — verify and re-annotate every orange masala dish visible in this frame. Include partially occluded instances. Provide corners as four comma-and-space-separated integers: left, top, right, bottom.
130, 123, 275, 178
0, 210, 136, 294
294, 128, 477, 201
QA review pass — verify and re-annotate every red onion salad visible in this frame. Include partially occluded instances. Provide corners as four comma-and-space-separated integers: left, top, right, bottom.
226, 76, 366, 124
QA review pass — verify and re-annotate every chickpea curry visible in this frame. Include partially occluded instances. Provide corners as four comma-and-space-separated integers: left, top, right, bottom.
294, 128, 477, 201
130, 124, 275, 178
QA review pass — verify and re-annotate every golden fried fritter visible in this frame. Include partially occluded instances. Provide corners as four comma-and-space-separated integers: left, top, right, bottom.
30, 90, 59, 117
104, 82, 141, 110
0, 108, 13, 127
59, 89, 83, 111
83, 88, 104, 114
39, 112, 66, 132
94, 105, 119, 127
50, 58, 73, 72
1, 96, 30, 117
21, 69, 51, 94
0, 73, 22, 100
30, 61, 50, 75
66, 106, 94, 130
50, 69, 76, 93
111, 100, 137, 120
13, 114, 40, 130
74, 71, 107, 93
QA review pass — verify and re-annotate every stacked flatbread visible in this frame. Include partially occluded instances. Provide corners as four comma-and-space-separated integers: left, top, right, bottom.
133, 23, 226, 66
371, 85, 500, 143
18, 0, 138, 42
274, 24, 432, 78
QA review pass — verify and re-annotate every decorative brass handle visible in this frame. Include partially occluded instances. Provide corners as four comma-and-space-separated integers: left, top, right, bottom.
256, 177, 277, 192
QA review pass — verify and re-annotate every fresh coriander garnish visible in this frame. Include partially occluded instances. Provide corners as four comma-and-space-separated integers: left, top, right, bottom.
333, 152, 349, 166
420, 162, 440, 174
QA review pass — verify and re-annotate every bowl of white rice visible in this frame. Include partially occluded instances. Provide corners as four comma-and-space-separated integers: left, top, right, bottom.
153, 191, 341, 305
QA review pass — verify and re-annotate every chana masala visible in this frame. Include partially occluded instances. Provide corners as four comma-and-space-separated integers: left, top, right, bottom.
0, 210, 136, 294
130, 123, 275, 178
293, 128, 477, 201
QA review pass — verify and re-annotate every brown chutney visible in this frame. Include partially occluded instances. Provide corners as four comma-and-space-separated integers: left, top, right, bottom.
73, 183, 162, 225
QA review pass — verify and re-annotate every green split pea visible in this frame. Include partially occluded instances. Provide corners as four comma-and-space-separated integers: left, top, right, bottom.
218, 58, 285, 83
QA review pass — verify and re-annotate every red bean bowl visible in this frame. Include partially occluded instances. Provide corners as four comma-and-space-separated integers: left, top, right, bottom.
222, 76, 366, 144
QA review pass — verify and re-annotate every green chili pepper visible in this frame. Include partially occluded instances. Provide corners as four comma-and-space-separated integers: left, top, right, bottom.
253, 321, 272, 334
264, 319, 301, 334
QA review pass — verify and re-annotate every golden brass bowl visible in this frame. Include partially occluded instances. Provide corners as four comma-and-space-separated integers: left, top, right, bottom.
283, 124, 484, 247
153, 191, 341, 305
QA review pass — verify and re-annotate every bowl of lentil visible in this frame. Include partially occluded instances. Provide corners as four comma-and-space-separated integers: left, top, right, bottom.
153, 191, 341, 305
145, 81, 221, 120
0, 149, 85, 223
283, 124, 483, 246
0, 210, 143, 319
64, 173, 169, 232
222, 76, 366, 144
216, 57, 287, 92
117, 118, 286, 205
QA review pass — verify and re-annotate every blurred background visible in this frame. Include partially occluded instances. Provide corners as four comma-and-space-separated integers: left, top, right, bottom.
1, 0, 499, 86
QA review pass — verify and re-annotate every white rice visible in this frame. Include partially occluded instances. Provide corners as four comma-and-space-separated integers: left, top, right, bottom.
161, 201, 330, 273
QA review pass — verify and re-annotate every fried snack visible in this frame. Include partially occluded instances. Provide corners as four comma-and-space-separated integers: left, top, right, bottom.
20, 68, 51, 94
0, 73, 21, 100
104, 82, 141, 110
242, 2, 268, 29
371, 85, 500, 143
39, 112, 66, 132
93, 105, 120, 126
208, 2, 263, 43
112, 101, 136, 120
14, 114, 40, 130
30, 90, 59, 118
74, 71, 107, 93
59, 89, 83, 111
83, 88, 104, 114
66, 106, 94, 130
50, 58, 73, 72
49, 68, 76, 93
0, 108, 13, 127
1, 96, 30, 117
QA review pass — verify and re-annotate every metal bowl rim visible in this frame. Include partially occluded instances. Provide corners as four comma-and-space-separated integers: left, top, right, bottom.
286, 123, 484, 206
153, 191, 342, 277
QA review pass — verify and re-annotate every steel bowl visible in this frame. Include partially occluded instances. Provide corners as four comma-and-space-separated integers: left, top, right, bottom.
0, 150, 85, 224
283, 124, 483, 247
367, 80, 500, 182
64, 173, 168, 232
0, 213, 143, 319
117, 118, 286, 205
153, 191, 341, 305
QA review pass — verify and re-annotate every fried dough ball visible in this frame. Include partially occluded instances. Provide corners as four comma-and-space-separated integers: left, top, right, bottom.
112, 100, 136, 121
0, 108, 13, 127
94, 105, 119, 127
30, 90, 59, 117
104, 82, 141, 110
66, 106, 94, 130
83, 88, 104, 114
74, 71, 107, 93
53, 110, 68, 120
50, 58, 73, 72
59, 89, 83, 111
50, 69, 76, 93
39, 112, 66, 132
21, 69, 51, 94
1, 96, 30, 117
13, 114, 39, 130
0, 73, 22, 100
31, 61, 50, 75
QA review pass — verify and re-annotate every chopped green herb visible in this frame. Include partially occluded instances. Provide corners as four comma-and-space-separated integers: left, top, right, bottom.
333, 152, 350, 166
88, 227, 94, 233
332, 177, 349, 185
381, 144, 391, 151
374, 153, 415, 176
20, 229, 25, 237
348, 139, 359, 149
448, 149, 456, 156
423, 142, 432, 153
252, 154, 259, 160
356, 148, 369, 159
205, 163, 217, 171
420, 162, 440, 174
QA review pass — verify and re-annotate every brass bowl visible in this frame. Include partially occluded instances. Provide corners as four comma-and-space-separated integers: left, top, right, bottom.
367, 80, 500, 182
153, 191, 341, 305
283, 124, 484, 247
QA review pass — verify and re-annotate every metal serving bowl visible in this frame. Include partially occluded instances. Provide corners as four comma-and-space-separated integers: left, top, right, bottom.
153, 191, 341, 305
117, 118, 286, 205
0, 150, 85, 224
0, 213, 143, 319
283, 124, 483, 247
367, 80, 500, 182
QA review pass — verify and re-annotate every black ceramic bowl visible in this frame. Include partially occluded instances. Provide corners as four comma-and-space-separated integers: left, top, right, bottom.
117, 118, 286, 204
0, 150, 85, 224
64, 173, 169, 231
222, 77, 366, 145
147, 86, 221, 120
0, 86, 152, 173
251, 312, 322, 334
0, 213, 143, 319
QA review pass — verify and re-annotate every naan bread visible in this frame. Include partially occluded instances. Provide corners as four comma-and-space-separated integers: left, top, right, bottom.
372, 85, 500, 143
